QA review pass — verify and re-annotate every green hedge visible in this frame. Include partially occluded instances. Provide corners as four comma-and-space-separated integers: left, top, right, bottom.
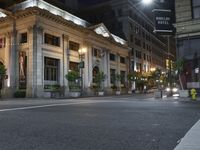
14, 90, 26, 98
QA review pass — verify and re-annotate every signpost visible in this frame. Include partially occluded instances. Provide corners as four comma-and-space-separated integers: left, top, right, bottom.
153, 0, 174, 96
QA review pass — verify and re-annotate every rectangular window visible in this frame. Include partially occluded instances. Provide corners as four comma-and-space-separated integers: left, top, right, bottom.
69, 41, 79, 51
120, 71, 126, 85
143, 53, 146, 60
136, 63, 142, 72
20, 33, 27, 43
143, 42, 145, 49
69, 61, 79, 71
131, 61, 135, 70
44, 57, 59, 81
192, 0, 200, 19
120, 57, 126, 64
135, 38, 141, 47
44, 33, 60, 47
118, 9, 122, 16
0, 38, 5, 48
136, 50, 142, 59
110, 53, 116, 61
130, 34, 133, 42
131, 48, 134, 56
110, 69, 116, 84
93, 48, 101, 58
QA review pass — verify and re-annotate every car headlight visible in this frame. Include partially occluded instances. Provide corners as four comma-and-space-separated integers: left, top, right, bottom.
166, 87, 171, 92
172, 88, 178, 93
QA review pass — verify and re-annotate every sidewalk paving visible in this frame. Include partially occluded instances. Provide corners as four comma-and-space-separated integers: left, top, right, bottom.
174, 119, 200, 150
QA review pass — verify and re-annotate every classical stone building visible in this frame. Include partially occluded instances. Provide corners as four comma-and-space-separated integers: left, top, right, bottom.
175, 0, 200, 88
0, 0, 129, 98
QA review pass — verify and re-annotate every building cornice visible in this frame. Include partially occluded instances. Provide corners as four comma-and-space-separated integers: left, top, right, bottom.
7, 7, 128, 50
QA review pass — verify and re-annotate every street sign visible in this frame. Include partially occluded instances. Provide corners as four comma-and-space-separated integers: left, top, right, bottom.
79, 61, 84, 69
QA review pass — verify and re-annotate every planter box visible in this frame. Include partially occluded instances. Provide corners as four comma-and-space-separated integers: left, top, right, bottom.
135, 90, 140, 94
69, 92, 81, 98
179, 90, 189, 98
154, 91, 162, 98
98, 91, 104, 96
116, 91, 121, 95
128, 91, 132, 94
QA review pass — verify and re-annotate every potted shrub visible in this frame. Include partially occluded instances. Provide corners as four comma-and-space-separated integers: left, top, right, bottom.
93, 71, 106, 96
127, 72, 136, 94
174, 58, 188, 97
65, 71, 81, 97
0, 64, 6, 97
115, 74, 121, 95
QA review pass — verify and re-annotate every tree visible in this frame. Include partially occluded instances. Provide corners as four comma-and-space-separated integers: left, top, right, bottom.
174, 58, 185, 90
65, 71, 80, 91
93, 71, 106, 92
115, 74, 121, 91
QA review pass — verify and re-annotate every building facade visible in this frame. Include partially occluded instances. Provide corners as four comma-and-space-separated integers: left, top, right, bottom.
0, 0, 129, 98
175, 0, 200, 88
79, 0, 176, 74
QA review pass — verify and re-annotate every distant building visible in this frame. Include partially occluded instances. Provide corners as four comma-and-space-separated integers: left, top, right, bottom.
0, 0, 129, 98
78, 0, 176, 74
175, 0, 200, 88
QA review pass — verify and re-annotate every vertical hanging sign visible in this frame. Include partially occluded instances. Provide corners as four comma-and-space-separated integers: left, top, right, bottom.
153, 9, 173, 34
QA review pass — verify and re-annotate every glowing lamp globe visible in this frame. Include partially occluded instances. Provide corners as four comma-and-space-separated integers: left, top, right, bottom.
142, 0, 153, 5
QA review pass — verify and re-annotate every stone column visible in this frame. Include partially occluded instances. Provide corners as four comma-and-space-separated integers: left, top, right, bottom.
63, 34, 69, 97
4, 29, 18, 97
102, 49, 109, 88
27, 25, 43, 97
84, 44, 93, 96
2, 32, 14, 97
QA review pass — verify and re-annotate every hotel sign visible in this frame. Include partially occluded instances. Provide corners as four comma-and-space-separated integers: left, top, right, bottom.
153, 9, 173, 34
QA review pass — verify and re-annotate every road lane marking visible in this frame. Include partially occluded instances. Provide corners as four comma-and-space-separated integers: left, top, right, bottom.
0, 101, 110, 112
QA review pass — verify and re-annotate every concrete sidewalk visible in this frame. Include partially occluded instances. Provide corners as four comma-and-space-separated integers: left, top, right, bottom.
174, 119, 200, 150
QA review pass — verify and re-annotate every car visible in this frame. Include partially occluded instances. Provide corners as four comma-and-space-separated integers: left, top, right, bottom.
165, 87, 179, 96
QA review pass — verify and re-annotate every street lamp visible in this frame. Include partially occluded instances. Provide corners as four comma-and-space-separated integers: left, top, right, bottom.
142, 0, 154, 5
78, 48, 87, 95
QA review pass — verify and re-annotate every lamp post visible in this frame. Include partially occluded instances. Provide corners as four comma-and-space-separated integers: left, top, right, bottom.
78, 48, 86, 96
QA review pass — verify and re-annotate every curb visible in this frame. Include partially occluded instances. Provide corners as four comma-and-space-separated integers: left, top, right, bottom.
174, 120, 200, 150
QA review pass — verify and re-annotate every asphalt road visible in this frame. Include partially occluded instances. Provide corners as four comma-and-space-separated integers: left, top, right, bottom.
0, 96, 200, 150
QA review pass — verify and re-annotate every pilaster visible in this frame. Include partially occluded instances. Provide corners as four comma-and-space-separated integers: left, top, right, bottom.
26, 25, 43, 97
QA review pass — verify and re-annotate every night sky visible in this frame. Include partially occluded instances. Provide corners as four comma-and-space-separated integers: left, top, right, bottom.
0, 0, 175, 23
